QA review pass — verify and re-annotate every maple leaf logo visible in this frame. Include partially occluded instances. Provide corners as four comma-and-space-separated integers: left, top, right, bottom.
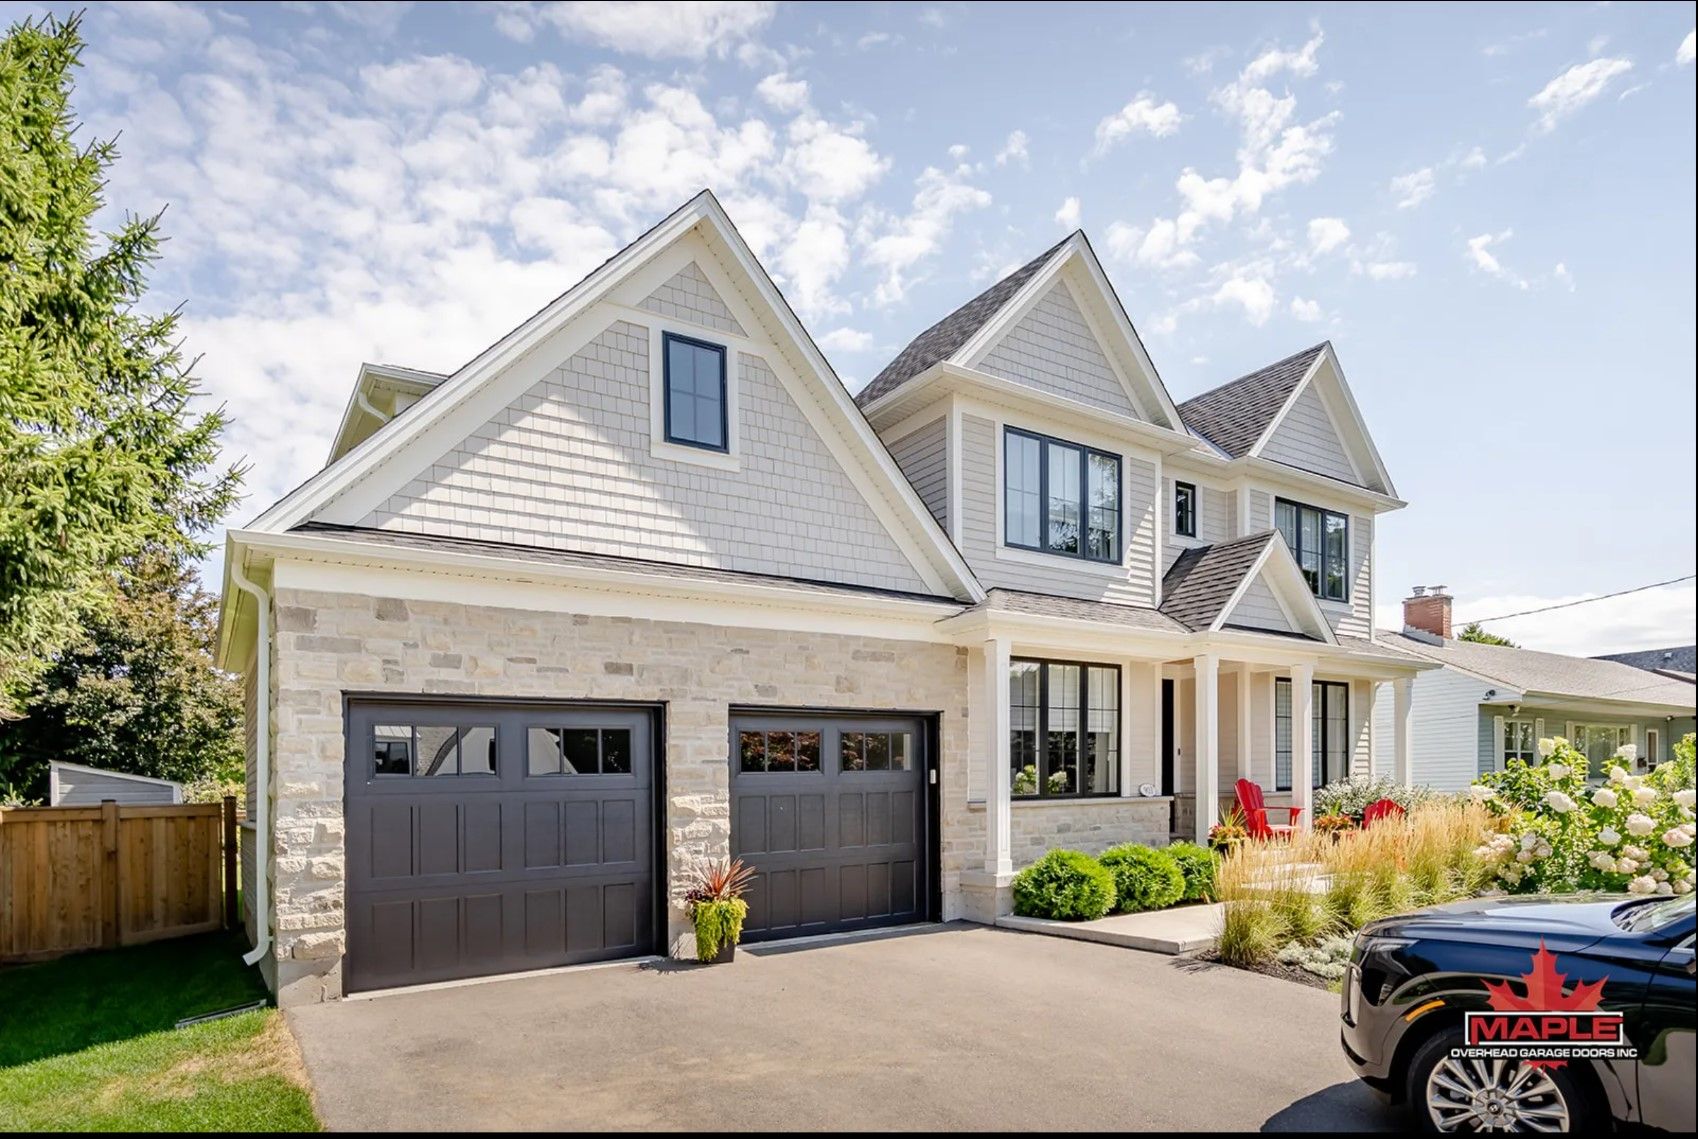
1481, 940, 1609, 1068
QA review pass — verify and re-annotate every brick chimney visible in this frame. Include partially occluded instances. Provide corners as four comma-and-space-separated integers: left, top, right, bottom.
1403, 585, 1453, 639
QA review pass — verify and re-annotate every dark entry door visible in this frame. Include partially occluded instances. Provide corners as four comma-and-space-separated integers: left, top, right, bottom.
344, 699, 656, 993
730, 712, 930, 942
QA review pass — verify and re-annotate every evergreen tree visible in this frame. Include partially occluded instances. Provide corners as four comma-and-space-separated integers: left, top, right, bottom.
1458, 621, 1516, 648
1, 14, 241, 713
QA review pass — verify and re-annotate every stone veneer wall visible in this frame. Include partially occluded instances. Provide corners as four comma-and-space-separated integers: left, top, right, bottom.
263, 584, 971, 1004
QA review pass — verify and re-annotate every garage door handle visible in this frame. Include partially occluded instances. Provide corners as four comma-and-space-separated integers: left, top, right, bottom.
929, 769, 937, 785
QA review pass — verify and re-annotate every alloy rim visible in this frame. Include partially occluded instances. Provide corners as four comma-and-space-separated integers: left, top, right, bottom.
1426, 1056, 1572, 1132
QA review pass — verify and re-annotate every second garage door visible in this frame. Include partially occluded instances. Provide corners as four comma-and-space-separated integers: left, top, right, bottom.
730, 712, 931, 942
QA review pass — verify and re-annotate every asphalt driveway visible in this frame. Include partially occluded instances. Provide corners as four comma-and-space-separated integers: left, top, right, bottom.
287, 924, 1400, 1132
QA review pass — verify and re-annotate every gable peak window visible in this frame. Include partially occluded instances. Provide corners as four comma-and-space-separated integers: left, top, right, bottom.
1173, 481, 1197, 538
663, 332, 728, 452
1004, 427, 1120, 563
1275, 497, 1349, 602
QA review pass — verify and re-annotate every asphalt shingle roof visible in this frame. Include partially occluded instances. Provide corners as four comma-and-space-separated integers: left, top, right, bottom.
1158, 532, 1288, 632
855, 236, 1072, 408
973, 588, 1186, 632
1592, 645, 1698, 676
1176, 343, 1327, 456
1377, 631, 1697, 710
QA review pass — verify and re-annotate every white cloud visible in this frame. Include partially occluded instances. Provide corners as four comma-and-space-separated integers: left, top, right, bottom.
994, 129, 1030, 168
1091, 94, 1182, 156
521, 1, 777, 60
1390, 167, 1436, 209
815, 327, 873, 353
1307, 216, 1349, 255
360, 55, 484, 110
1528, 57, 1634, 133
1554, 261, 1575, 292
1379, 582, 1697, 658
1289, 296, 1322, 322
1680, 29, 1696, 65
755, 71, 809, 112
1212, 274, 1276, 324
1459, 146, 1487, 170
1054, 196, 1081, 229
1360, 260, 1417, 281
781, 115, 888, 204
862, 163, 992, 306
1465, 230, 1529, 289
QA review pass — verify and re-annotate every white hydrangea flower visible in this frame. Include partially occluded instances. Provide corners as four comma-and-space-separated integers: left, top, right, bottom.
1616, 744, 1638, 762
1515, 850, 1535, 863
1608, 766, 1630, 785
1536, 843, 1552, 858
1664, 828, 1695, 849
1537, 738, 1556, 758
1599, 827, 1623, 846
1627, 813, 1657, 837
1501, 864, 1523, 884
1628, 875, 1656, 894
1547, 762, 1570, 780
1588, 851, 1616, 871
1521, 833, 1540, 850
1623, 845, 1651, 861
1544, 790, 1576, 814
1591, 787, 1619, 808
1676, 880, 1693, 895
1469, 784, 1495, 801
1633, 787, 1659, 807
1652, 868, 1670, 882
1625, 775, 1645, 791
1616, 858, 1638, 874
1655, 881, 1674, 896
1674, 789, 1696, 810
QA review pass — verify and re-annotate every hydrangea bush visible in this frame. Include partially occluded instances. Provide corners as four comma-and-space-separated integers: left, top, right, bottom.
1473, 737, 1696, 895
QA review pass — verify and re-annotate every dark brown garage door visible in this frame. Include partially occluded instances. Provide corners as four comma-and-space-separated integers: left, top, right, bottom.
730, 712, 931, 942
344, 700, 657, 993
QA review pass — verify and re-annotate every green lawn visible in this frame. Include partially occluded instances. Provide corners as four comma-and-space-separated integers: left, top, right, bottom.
0, 933, 318, 1132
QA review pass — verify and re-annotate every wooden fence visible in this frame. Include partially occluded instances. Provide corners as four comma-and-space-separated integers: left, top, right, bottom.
0, 797, 238, 963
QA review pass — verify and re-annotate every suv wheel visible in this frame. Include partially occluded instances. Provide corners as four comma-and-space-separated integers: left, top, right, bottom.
1406, 1027, 1594, 1132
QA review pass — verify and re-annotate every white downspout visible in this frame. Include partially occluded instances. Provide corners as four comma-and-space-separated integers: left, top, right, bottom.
230, 559, 272, 968
355, 388, 390, 425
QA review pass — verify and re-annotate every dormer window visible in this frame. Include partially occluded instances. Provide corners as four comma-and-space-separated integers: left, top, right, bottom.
1275, 496, 1349, 602
1004, 427, 1120, 563
662, 332, 728, 452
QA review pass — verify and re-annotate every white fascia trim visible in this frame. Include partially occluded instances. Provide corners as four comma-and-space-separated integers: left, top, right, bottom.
934, 607, 1189, 658
234, 529, 966, 632
1246, 345, 1329, 458
1065, 238, 1186, 430
1310, 348, 1398, 498
1241, 457, 1408, 512
1513, 693, 1698, 719
940, 366, 1196, 455
1211, 539, 1337, 645
48, 760, 184, 788
949, 241, 1072, 371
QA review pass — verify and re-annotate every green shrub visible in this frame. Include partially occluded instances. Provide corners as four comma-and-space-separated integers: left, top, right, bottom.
1098, 844, 1185, 912
1011, 849, 1116, 920
1164, 841, 1217, 901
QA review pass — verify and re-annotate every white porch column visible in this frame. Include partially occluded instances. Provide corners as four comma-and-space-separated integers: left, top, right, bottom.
984, 636, 1013, 876
1393, 676, 1415, 788
1118, 663, 1135, 797
1236, 669, 1254, 782
1290, 663, 1314, 826
1366, 681, 1384, 777
1193, 653, 1220, 844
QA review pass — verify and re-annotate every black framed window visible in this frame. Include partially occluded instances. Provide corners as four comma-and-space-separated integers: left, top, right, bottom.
1003, 427, 1120, 563
663, 332, 728, 451
1009, 659, 1120, 798
1275, 497, 1349, 601
526, 726, 632, 775
1173, 481, 1197, 537
373, 723, 497, 777
737, 729, 823, 773
1273, 679, 1348, 791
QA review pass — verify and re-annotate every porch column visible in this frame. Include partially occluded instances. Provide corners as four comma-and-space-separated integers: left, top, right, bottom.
1193, 653, 1220, 844
1236, 669, 1254, 782
1392, 676, 1415, 788
1365, 681, 1383, 777
1290, 663, 1314, 826
984, 636, 1013, 876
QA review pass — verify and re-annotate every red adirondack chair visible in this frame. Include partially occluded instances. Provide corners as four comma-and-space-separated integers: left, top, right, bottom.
1234, 778, 1304, 840
1362, 798, 1406, 827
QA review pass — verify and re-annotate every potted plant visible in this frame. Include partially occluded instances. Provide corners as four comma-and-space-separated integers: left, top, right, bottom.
1313, 812, 1356, 841
684, 856, 755, 963
1208, 806, 1249, 852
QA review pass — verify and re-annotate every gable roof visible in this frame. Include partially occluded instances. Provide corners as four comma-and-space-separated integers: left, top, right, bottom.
1158, 531, 1334, 642
233, 190, 983, 607
857, 236, 1071, 408
1592, 645, 1697, 675
1378, 632, 1697, 710
1177, 343, 1326, 457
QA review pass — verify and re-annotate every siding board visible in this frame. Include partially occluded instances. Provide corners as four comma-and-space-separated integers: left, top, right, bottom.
978, 282, 1137, 416
1262, 382, 1357, 483
888, 418, 948, 531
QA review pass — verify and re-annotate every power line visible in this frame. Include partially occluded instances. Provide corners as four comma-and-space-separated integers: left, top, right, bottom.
1467, 574, 1697, 626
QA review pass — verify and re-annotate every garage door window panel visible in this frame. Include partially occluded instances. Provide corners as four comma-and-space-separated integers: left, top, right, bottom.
841, 731, 912, 772
527, 726, 633, 775
373, 723, 497, 778
739, 729, 823, 773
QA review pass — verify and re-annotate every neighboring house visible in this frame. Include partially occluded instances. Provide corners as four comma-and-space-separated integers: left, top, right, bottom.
1592, 644, 1697, 682
48, 761, 183, 807
217, 190, 1430, 1005
1372, 588, 1697, 790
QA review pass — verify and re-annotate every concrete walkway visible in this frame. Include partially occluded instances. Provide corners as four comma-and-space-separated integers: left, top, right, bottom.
997, 901, 1223, 953
287, 923, 1395, 1132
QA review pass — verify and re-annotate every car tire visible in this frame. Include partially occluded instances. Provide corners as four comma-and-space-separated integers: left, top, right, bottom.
1405, 1026, 1598, 1133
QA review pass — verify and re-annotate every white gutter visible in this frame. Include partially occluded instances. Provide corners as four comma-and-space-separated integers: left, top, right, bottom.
228, 558, 272, 968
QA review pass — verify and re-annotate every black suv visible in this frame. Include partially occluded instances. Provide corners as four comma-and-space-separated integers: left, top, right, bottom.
1340, 893, 1695, 1132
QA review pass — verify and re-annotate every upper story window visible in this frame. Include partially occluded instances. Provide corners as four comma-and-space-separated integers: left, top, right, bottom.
1275, 496, 1348, 602
1004, 427, 1120, 563
663, 332, 728, 452
1173, 481, 1197, 538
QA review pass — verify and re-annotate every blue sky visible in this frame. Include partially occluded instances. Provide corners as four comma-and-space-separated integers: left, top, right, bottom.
11, 1, 1694, 654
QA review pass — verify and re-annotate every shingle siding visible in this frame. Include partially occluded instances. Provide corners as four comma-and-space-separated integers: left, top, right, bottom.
978, 281, 1136, 417
1161, 477, 1230, 572
360, 320, 929, 594
637, 262, 747, 337
958, 413, 1156, 606
888, 418, 948, 532
1261, 381, 1358, 484
1227, 574, 1293, 634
